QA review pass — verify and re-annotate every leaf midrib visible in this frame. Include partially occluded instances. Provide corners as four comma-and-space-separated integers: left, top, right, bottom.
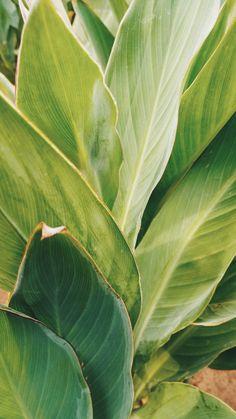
135, 173, 236, 349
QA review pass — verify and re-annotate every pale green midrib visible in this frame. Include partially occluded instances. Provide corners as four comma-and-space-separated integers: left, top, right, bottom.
134, 173, 236, 350
0, 353, 33, 419
117, 3, 201, 236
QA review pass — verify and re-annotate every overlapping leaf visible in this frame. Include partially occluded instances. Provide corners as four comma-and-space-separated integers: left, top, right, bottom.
0, 306, 92, 418
0, 94, 141, 325
17, 0, 121, 208
133, 317, 236, 397
211, 347, 236, 370
134, 114, 236, 364
0, 73, 14, 102
10, 223, 133, 419
131, 383, 236, 418
106, 0, 220, 246
195, 258, 236, 326
144, 9, 236, 229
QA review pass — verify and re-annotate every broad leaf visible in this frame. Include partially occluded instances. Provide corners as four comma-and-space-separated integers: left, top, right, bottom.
73, 1, 114, 70
10, 223, 133, 419
17, 0, 121, 208
0, 306, 92, 418
211, 347, 236, 370
131, 383, 236, 418
0, 94, 141, 326
195, 258, 236, 326
133, 318, 236, 398
144, 14, 236, 227
134, 114, 236, 360
0, 73, 14, 102
185, 0, 236, 89
106, 0, 220, 246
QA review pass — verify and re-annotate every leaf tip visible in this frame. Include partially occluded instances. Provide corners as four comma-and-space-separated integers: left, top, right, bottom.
41, 223, 66, 240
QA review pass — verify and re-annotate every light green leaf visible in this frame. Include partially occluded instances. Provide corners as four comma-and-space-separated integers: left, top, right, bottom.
107, 0, 128, 22
73, 1, 114, 70
0, 306, 92, 418
134, 114, 236, 361
195, 258, 236, 326
185, 0, 236, 89
211, 347, 236, 370
17, 0, 121, 208
0, 94, 141, 326
10, 223, 133, 419
0, 73, 14, 102
133, 318, 236, 396
18, 0, 70, 26
106, 0, 220, 246
131, 383, 236, 418
83, 0, 126, 35
145, 15, 236, 226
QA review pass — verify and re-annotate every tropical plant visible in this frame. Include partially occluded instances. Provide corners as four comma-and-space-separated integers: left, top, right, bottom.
0, 0, 236, 417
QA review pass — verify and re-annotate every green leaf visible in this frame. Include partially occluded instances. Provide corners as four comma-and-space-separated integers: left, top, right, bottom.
134, 318, 236, 396
131, 383, 236, 418
107, 0, 128, 22
195, 258, 236, 326
0, 94, 141, 326
0, 0, 19, 43
106, 0, 220, 246
144, 13, 236, 228
134, 114, 236, 362
73, 1, 114, 70
10, 223, 133, 419
211, 347, 236, 370
0, 306, 92, 418
185, 0, 236, 89
17, 0, 121, 209
83, 0, 126, 35
0, 72, 14, 101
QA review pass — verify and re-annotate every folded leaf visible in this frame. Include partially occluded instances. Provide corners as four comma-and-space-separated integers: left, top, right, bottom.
10, 223, 133, 419
84, 0, 126, 35
133, 318, 236, 398
134, 114, 236, 360
0, 94, 141, 325
73, 0, 114, 70
131, 383, 236, 418
106, 0, 220, 246
0, 306, 92, 418
211, 347, 236, 370
195, 258, 236, 326
17, 0, 121, 208
144, 16, 236, 227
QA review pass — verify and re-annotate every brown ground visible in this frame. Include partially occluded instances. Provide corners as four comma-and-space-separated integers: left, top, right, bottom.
1, 289, 236, 410
191, 368, 236, 410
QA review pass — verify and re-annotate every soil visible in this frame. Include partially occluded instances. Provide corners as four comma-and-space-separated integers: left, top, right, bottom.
191, 368, 236, 410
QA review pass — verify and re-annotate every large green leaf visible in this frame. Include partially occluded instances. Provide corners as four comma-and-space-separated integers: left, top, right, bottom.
195, 258, 236, 326
144, 13, 236, 228
105, 0, 220, 246
0, 306, 92, 418
0, 94, 141, 325
133, 318, 236, 399
211, 347, 236, 370
134, 114, 236, 362
131, 383, 236, 418
17, 0, 121, 208
10, 223, 133, 419
73, 1, 114, 70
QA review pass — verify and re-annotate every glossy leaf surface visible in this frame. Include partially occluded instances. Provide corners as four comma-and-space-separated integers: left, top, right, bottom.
134, 115, 236, 361
0, 306, 92, 418
17, 0, 121, 208
10, 223, 133, 419
131, 383, 236, 418
0, 94, 141, 325
106, 0, 220, 246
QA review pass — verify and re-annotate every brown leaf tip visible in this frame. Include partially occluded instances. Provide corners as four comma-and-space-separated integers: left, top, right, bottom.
41, 223, 66, 240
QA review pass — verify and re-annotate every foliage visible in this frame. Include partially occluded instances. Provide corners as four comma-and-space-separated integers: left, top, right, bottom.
0, 0, 236, 417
